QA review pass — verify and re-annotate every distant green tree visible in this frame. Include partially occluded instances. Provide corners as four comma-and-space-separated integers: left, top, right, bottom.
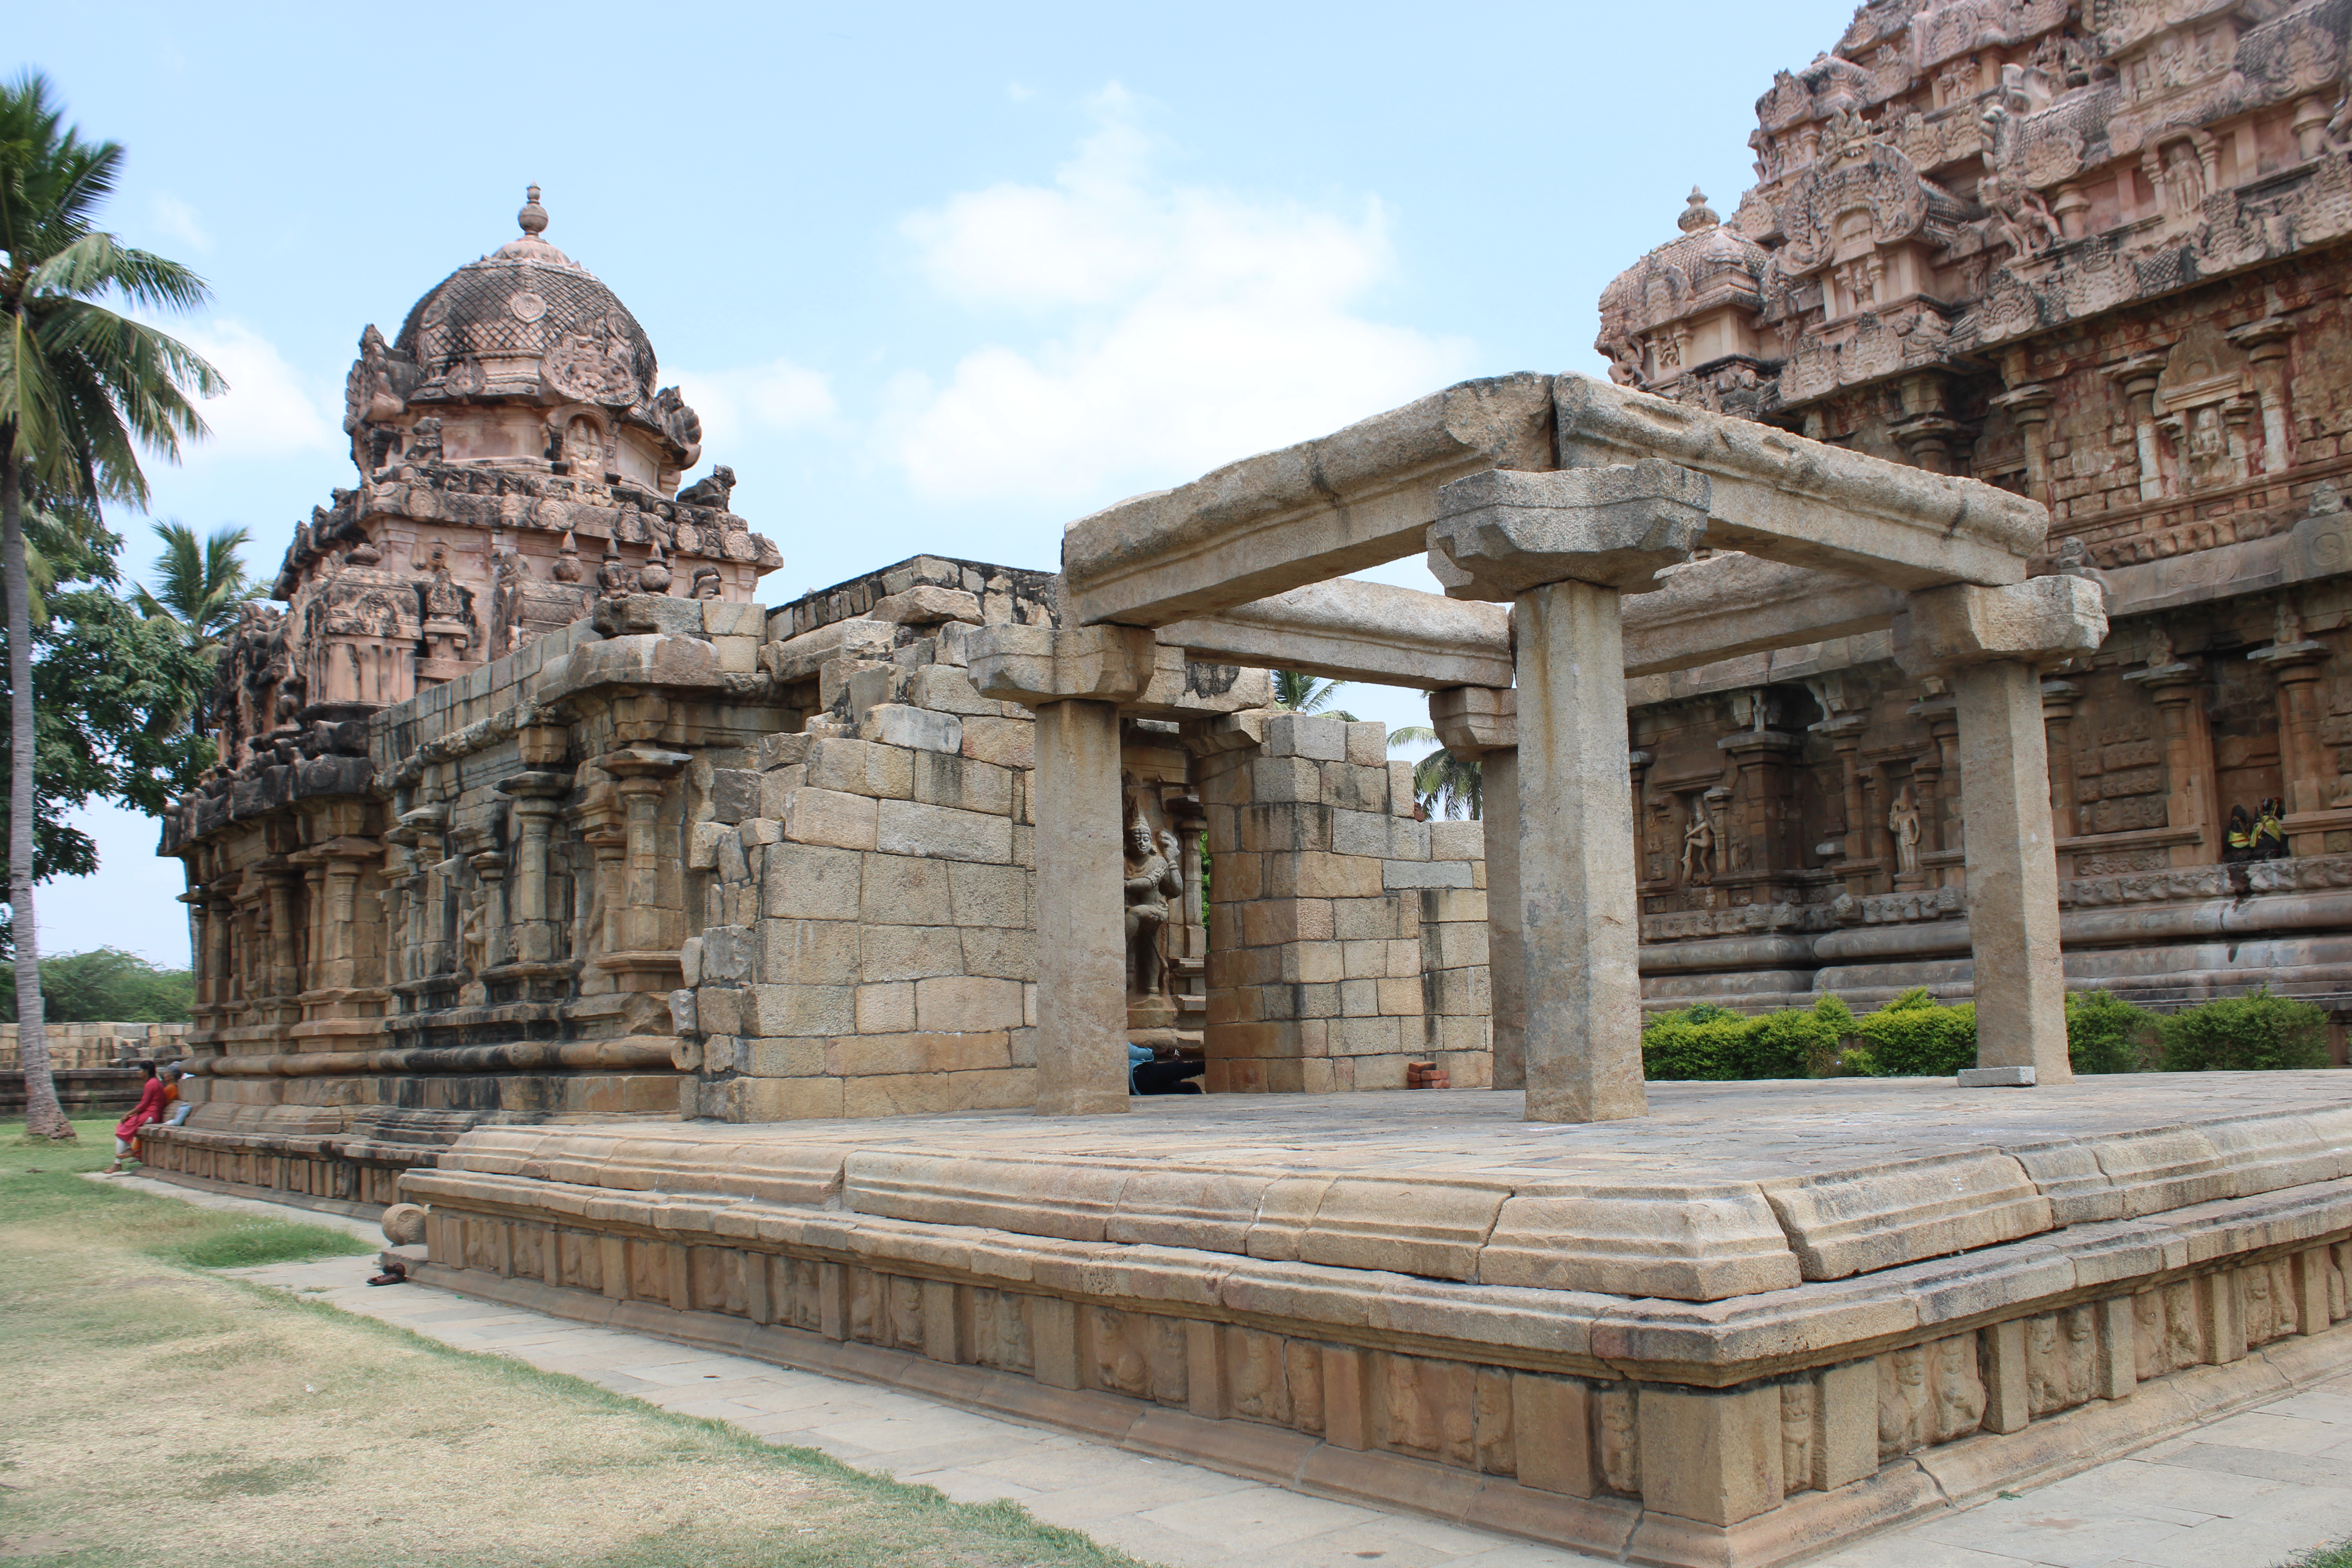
0, 946, 191, 1022
0, 71, 222, 1137
1387, 725, 1482, 819
136, 519, 258, 650
1270, 670, 1357, 722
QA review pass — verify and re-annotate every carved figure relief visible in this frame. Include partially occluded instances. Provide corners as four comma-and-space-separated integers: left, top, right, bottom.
1091, 1306, 1150, 1398
1889, 786, 1924, 877
1781, 1380, 1817, 1493
1229, 1328, 1292, 1426
1598, 1386, 1639, 1493
1878, 1345, 1931, 1458
1123, 804, 1183, 1000
1681, 795, 1720, 885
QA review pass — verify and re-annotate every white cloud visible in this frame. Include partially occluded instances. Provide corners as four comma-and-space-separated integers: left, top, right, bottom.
149, 194, 210, 254
670, 357, 840, 457
888, 85, 1474, 507
171, 318, 341, 465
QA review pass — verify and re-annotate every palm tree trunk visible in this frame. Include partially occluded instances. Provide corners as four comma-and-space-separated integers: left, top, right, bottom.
0, 446, 66, 1139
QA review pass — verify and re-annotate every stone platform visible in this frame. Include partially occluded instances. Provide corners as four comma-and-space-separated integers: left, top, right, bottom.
392, 1077, 2352, 1566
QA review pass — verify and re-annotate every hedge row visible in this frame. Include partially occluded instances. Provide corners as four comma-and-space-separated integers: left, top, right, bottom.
1640, 986, 2332, 1081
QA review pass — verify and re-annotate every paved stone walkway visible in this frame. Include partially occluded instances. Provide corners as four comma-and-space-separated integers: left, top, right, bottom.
110, 1173, 2352, 1566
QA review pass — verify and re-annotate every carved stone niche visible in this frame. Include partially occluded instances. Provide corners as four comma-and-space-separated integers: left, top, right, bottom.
2154, 321, 2256, 492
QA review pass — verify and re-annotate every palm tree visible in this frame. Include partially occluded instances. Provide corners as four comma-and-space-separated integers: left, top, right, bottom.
1271, 669, 1357, 722
0, 73, 221, 1138
1387, 725, 1484, 820
137, 520, 257, 650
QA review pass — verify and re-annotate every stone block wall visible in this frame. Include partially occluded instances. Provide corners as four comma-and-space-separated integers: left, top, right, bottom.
0, 1022, 192, 1072
1198, 713, 1492, 1092
681, 616, 1044, 1120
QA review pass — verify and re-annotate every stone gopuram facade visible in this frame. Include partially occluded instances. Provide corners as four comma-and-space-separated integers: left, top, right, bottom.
1601, 0, 2352, 1022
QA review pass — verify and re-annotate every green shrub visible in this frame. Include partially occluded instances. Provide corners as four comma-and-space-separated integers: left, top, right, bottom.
2159, 987, 2330, 1071
1738, 1010, 1832, 1078
2066, 990, 2158, 1074
1641, 1005, 1751, 1081
1856, 991, 1978, 1076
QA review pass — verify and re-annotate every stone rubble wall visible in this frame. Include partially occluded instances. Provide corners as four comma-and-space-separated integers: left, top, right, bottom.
679, 615, 1045, 1120
1200, 713, 1492, 1092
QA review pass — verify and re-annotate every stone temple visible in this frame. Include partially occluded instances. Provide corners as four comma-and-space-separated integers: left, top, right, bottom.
137, 7, 2352, 1561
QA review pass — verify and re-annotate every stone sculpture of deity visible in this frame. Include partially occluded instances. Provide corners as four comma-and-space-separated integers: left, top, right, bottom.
1890, 786, 1924, 877
1123, 813, 1184, 998
1680, 797, 1718, 885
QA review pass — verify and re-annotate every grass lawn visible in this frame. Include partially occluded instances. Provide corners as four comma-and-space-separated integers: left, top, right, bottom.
0, 1119, 1157, 1568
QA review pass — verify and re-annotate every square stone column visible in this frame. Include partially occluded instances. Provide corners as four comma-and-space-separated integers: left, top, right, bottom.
1429, 461, 1711, 1123
1431, 685, 1521, 1088
971, 622, 1157, 1116
1895, 575, 2108, 1085
1954, 660, 2070, 1080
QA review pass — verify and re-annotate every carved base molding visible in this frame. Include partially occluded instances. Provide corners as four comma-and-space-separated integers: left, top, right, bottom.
394, 1211, 2352, 1568
389, 1108, 2352, 1567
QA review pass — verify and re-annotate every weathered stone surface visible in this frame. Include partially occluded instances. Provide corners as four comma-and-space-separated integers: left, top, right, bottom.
1427, 460, 1710, 601
1061, 374, 1558, 627
1893, 576, 2108, 676
1164, 579, 1513, 691
1553, 376, 2043, 588
967, 624, 1155, 704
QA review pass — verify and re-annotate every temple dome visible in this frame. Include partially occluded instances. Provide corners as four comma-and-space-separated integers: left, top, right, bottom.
392, 186, 657, 408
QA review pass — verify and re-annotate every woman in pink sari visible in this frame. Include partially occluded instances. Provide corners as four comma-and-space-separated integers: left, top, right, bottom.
107, 1063, 167, 1173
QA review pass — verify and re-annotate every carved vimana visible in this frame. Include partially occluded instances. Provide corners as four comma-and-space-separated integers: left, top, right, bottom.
203, 186, 782, 776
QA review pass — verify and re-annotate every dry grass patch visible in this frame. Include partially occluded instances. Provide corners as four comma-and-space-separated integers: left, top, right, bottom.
0, 1122, 1156, 1568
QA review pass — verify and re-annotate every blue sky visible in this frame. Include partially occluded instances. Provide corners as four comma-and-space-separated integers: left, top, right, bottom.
20, 0, 1859, 962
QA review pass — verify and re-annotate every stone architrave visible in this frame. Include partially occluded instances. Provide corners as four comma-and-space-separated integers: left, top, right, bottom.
969, 622, 1156, 1116
1894, 576, 2107, 1084
1428, 461, 1710, 1123
1430, 685, 1521, 1088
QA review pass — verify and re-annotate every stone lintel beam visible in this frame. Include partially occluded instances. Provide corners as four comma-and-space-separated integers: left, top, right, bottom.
967, 623, 1157, 707
1426, 461, 1712, 600
1553, 375, 2045, 590
1890, 576, 2109, 678
1162, 579, 1512, 691
1622, 554, 1905, 678
1059, 374, 1556, 628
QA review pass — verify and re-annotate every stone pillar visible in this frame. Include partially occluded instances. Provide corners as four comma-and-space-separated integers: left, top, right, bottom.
971, 622, 1157, 1117
2252, 626, 2332, 852
1895, 575, 2107, 1086
1993, 385, 2057, 505
264, 867, 299, 1015
1428, 461, 1710, 1123
498, 772, 572, 965
2040, 679, 2082, 852
2125, 655, 2218, 866
1954, 660, 2071, 1082
2103, 356, 2169, 503
201, 893, 232, 1011
1431, 685, 1520, 1089
597, 747, 690, 993
320, 846, 372, 993
1811, 713, 1871, 893
2229, 319, 2296, 477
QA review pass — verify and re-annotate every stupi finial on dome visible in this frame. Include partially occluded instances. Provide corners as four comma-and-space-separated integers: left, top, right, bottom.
519, 185, 549, 238
1679, 186, 1720, 234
